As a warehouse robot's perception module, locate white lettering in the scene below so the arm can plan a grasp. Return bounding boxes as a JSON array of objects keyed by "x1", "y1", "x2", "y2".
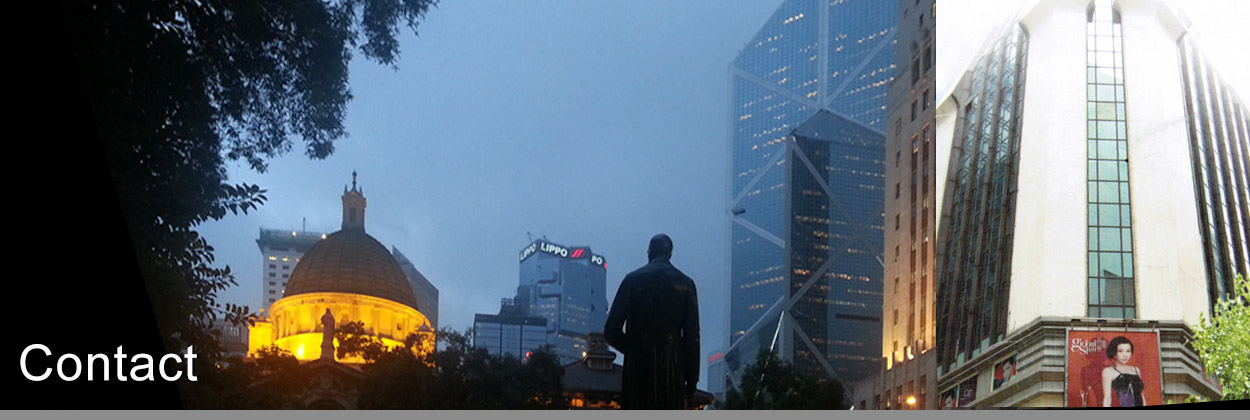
[
  {"x1": 130, "y1": 353, "x2": 154, "y2": 381},
  {"x1": 114, "y1": 346, "x2": 128, "y2": 381},
  {"x1": 541, "y1": 242, "x2": 568, "y2": 257},
  {"x1": 519, "y1": 243, "x2": 538, "y2": 261},
  {"x1": 591, "y1": 255, "x2": 604, "y2": 265},
  {"x1": 159, "y1": 353, "x2": 182, "y2": 381},
  {"x1": 17, "y1": 345, "x2": 197, "y2": 382},
  {"x1": 87, "y1": 353, "x2": 109, "y2": 381},
  {"x1": 57, "y1": 354, "x2": 82, "y2": 381},
  {"x1": 20, "y1": 344, "x2": 51, "y2": 381},
  {"x1": 185, "y1": 346, "x2": 198, "y2": 381}
]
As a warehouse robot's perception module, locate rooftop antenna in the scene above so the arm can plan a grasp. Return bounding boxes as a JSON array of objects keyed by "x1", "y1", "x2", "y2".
[
  {"x1": 302, "y1": 217, "x2": 306, "y2": 234},
  {"x1": 527, "y1": 231, "x2": 534, "y2": 242}
]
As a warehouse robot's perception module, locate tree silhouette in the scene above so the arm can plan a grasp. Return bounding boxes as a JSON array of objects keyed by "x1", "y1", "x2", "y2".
[
  {"x1": 60, "y1": 0, "x2": 438, "y2": 357},
  {"x1": 723, "y1": 350, "x2": 847, "y2": 410}
]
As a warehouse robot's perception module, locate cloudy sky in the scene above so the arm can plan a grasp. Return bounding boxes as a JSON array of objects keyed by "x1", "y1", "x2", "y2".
[
  {"x1": 198, "y1": 0, "x2": 787, "y2": 386},
  {"x1": 197, "y1": 0, "x2": 1250, "y2": 388}
]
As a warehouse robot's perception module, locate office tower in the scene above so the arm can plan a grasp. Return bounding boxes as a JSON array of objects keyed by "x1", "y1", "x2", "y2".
[
  {"x1": 512, "y1": 238, "x2": 609, "y2": 365},
  {"x1": 257, "y1": 227, "x2": 326, "y2": 311},
  {"x1": 725, "y1": 0, "x2": 896, "y2": 391},
  {"x1": 853, "y1": 0, "x2": 937, "y2": 410},
  {"x1": 934, "y1": 0, "x2": 1239, "y2": 406},
  {"x1": 472, "y1": 298, "x2": 550, "y2": 360},
  {"x1": 393, "y1": 246, "x2": 440, "y2": 329}
]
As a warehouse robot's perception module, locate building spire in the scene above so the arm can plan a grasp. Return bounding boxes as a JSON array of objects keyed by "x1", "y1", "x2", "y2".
[{"x1": 341, "y1": 171, "x2": 366, "y2": 231}]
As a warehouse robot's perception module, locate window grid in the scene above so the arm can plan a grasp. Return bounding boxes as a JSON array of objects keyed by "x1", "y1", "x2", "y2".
[{"x1": 1085, "y1": 2, "x2": 1136, "y2": 319}]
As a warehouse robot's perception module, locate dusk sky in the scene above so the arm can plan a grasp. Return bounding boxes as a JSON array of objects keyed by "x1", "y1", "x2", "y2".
[
  {"x1": 198, "y1": 0, "x2": 787, "y2": 387},
  {"x1": 197, "y1": 0, "x2": 1249, "y2": 389}
]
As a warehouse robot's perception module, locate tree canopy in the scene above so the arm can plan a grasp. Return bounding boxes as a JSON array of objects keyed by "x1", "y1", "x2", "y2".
[
  {"x1": 61, "y1": 0, "x2": 438, "y2": 356},
  {"x1": 182, "y1": 327, "x2": 567, "y2": 409},
  {"x1": 722, "y1": 350, "x2": 848, "y2": 410},
  {"x1": 1191, "y1": 274, "x2": 1250, "y2": 402}
]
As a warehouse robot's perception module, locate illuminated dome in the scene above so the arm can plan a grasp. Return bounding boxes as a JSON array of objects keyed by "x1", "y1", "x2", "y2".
[
  {"x1": 249, "y1": 172, "x2": 433, "y2": 363},
  {"x1": 284, "y1": 229, "x2": 419, "y2": 309}
]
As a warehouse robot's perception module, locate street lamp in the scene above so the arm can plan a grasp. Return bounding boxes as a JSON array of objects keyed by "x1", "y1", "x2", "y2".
[{"x1": 906, "y1": 396, "x2": 917, "y2": 409}]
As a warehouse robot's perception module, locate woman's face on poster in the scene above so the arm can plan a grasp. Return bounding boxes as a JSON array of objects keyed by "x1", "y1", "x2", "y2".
[{"x1": 1114, "y1": 343, "x2": 1133, "y2": 365}]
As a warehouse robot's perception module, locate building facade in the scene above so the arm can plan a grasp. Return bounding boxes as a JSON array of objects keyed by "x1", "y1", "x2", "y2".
[
  {"x1": 393, "y1": 246, "x2": 440, "y2": 329},
  {"x1": 853, "y1": 0, "x2": 939, "y2": 410},
  {"x1": 257, "y1": 227, "x2": 326, "y2": 311},
  {"x1": 473, "y1": 298, "x2": 549, "y2": 360},
  {"x1": 513, "y1": 238, "x2": 608, "y2": 364},
  {"x1": 725, "y1": 0, "x2": 896, "y2": 391},
  {"x1": 934, "y1": 0, "x2": 1241, "y2": 406}
]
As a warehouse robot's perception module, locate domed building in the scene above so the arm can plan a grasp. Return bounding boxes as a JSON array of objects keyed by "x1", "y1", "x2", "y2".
[{"x1": 249, "y1": 173, "x2": 434, "y2": 363}]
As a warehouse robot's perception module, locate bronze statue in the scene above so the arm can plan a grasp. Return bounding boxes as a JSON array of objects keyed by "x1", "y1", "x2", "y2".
[
  {"x1": 321, "y1": 308, "x2": 336, "y2": 361},
  {"x1": 605, "y1": 234, "x2": 700, "y2": 409}
]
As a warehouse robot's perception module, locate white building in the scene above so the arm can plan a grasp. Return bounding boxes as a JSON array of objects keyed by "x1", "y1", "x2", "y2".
[
  {"x1": 256, "y1": 227, "x2": 326, "y2": 311},
  {"x1": 935, "y1": 0, "x2": 1243, "y2": 407}
]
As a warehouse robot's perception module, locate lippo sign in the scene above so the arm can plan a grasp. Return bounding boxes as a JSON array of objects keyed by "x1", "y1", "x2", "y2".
[{"x1": 518, "y1": 240, "x2": 606, "y2": 269}]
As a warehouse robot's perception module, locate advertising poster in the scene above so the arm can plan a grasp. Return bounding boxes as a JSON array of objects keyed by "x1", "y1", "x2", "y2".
[
  {"x1": 940, "y1": 388, "x2": 958, "y2": 408},
  {"x1": 1066, "y1": 330, "x2": 1162, "y2": 407},
  {"x1": 993, "y1": 354, "x2": 1018, "y2": 391},
  {"x1": 957, "y1": 377, "x2": 978, "y2": 407}
]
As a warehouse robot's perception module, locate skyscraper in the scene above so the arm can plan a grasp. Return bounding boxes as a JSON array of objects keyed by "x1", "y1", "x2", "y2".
[
  {"x1": 393, "y1": 246, "x2": 440, "y2": 329},
  {"x1": 934, "y1": 0, "x2": 1240, "y2": 406},
  {"x1": 473, "y1": 298, "x2": 549, "y2": 360},
  {"x1": 853, "y1": 0, "x2": 938, "y2": 410},
  {"x1": 257, "y1": 227, "x2": 326, "y2": 311},
  {"x1": 513, "y1": 238, "x2": 609, "y2": 365},
  {"x1": 725, "y1": 0, "x2": 896, "y2": 390}
]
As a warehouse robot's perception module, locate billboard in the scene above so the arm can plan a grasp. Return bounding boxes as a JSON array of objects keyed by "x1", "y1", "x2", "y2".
[
  {"x1": 939, "y1": 376, "x2": 977, "y2": 408},
  {"x1": 940, "y1": 388, "x2": 957, "y2": 408},
  {"x1": 957, "y1": 377, "x2": 977, "y2": 407},
  {"x1": 993, "y1": 354, "x2": 1018, "y2": 391},
  {"x1": 1066, "y1": 330, "x2": 1161, "y2": 407}
]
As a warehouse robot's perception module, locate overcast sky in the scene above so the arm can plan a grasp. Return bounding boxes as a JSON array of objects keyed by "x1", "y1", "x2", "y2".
[
  {"x1": 197, "y1": 0, "x2": 1250, "y2": 389},
  {"x1": 198, "y1": 0, "x2": 787, "y2": 386}
]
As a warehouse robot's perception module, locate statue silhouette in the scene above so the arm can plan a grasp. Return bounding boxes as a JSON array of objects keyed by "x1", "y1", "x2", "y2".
[
  {"x1": 605, "y1": 234, "x2": 700, "y2": 409},
  {"x1": 321, "y1": 308, "x2": 336, "y2": 361}
]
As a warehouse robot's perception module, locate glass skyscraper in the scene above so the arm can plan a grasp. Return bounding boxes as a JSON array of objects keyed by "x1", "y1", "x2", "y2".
[
  {"x1": 514, "y1": 238, "x2": 608, "y2": 365},
  {"x1": 725, "y1": 0, "x2": 895, "y2": 389}
]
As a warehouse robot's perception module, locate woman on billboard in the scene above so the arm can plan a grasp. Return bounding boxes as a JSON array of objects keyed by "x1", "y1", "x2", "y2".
[{"x1": 1101, "y1": 336, "x2": 1145, "y2": 407}]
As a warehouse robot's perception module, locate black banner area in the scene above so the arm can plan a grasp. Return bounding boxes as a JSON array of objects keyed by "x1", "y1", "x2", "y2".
[{"x1": 4, "y1": 3, "x2": 180, "y2": 409}]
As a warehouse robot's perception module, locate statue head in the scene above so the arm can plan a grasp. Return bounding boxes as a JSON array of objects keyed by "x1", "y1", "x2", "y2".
[{"x1": 647, "y1": 234, "x2": 673, "y2": 261}]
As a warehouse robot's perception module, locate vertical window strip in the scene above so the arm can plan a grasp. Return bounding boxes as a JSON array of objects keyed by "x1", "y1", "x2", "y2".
[
  {"x1": 937, "y1": 25, "x2": 1026, "y2": 370},
  {"x1": 1086, "y1": 2, "x2": 1136, "y2": 319}
]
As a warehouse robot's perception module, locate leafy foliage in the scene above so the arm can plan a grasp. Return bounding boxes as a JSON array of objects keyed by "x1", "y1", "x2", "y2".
[
  {"x1": 180, "y1": 345, "x2": 308, "y2": 409},
  {"x1": 1190, "y1": 274, "x2": 1250, "y2": 401},
  {"x1": 723, "y1": 351, "x2": 847, "y2": 410},
  {"x1": 396, "y1": 328, "x2": 568, "y2": 409},
  {"x1": 61, "y1": 0, "x2": 438, "y2": 357},
  {"x1": 344, "y1": 326, "x2": 568, "y2": 409}
]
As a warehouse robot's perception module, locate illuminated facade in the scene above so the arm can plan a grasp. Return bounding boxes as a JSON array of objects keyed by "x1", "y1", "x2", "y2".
[
  {"x1": 249, "y1": 173, "x2": 434, "y2": 363},
  {"x1": 256, "y1": 227, "x2": 325, "y2": 310},
  {"x1": 513, "y1": 238, "x2": 608, "y2": 365},
  {"x1": 854, "y1": 0, "x2": 938, "y2": 410},
  {"x1": 725, "y1": 0, "x2": 895, "y2": 391},
  {"x1": 934, "y1": 0, "x2": 1240, "y2": 406}
]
